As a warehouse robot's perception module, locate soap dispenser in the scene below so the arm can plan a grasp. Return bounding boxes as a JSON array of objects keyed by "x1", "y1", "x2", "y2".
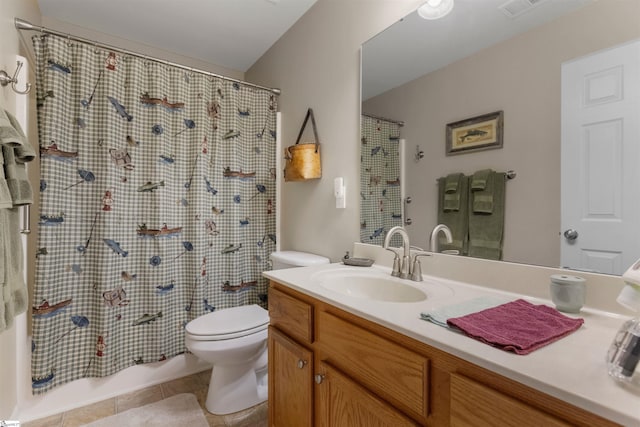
[{"x1": 607, "y1": 259, "x2": 640, "y2": 385}]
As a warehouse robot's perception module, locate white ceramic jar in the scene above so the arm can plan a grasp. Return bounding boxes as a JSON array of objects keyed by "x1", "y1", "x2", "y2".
[{"x1": 550, "y1": 274, "x2": 586, "y2": 313}]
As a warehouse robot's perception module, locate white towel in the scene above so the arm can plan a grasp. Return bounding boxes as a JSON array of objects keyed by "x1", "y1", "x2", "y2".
[{"x1": 420, "y1": 296, "x2": 511, "y2": 328}]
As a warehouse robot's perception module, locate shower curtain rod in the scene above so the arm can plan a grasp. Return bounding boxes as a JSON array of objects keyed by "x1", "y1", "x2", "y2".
[
  {"x1": 362, "y1": 112, "x2": 404, "y2": 127},
  {"x1": 14, "y1": 18, "x2": 281, "y2": 95}
]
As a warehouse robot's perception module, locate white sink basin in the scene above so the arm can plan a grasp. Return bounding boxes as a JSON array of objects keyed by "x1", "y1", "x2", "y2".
[
  {"x1": 322, "y1": 277, "x2": 427, "y2": 302},
  {"x1": 310, "y1": 267, "x2": 454, "y2": 303}
]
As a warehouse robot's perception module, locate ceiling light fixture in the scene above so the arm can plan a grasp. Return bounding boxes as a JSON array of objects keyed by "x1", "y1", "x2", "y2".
[{"x1": 417, "y1": 0, "x2": 454, "y2": 20}]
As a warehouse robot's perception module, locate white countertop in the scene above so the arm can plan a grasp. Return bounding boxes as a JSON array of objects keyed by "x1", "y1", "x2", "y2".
[{"x1": 263, "y1": 262, "x2": 640, "y2": 426}]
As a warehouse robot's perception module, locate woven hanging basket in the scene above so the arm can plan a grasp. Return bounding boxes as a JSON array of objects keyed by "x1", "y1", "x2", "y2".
[{"x1": 284, "y1": 108, "x2": 322, "y2": 181}]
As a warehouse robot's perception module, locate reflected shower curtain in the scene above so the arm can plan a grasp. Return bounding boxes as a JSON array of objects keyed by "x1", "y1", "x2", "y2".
[
  {"x1": 360, "y1": 115, "x2": 402, "y2": 246},
  {"x1": 31, "y1": 34, "x2": 277, "y2": 393}
]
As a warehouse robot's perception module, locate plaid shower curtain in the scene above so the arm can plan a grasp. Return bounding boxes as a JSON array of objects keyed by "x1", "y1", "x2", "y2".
[
  {"x1": 360, "y1": 115, "x2": 402, "y2": 246},
  {"x1": 31, "y1": 34, "x2": 277, "y2": 394}
]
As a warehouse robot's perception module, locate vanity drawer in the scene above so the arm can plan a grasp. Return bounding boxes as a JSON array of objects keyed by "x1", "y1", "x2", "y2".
[
  {"x1": 268, "y1": 285, "x2": 313, "y2": 344},
  {"x1": 316, "y1": 310, "x2": 429, "y2": 421},
  {"x1": 450, "y1": 374, "x2": 571, "y2": 427}
]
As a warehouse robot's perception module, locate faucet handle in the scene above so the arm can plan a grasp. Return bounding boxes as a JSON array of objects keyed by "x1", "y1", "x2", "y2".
[
  {"x1": 385, "y1": 248, "x2": 401, "y2": 277},
  {"x1": 411, "y1": 259, "x2": 422, "y2": 282},
  {"x1": 410, "y1": 253, "x2": 432, "y2": 282}
]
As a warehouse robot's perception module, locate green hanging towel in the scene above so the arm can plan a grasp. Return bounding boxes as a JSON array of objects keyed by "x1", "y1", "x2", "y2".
[
  {"x1": 438, "y1": 175, "x2": 469, "y2": 255},
  {"x1": 468, "y1": 172, "x2": 506, "y2": 260},
  {"x1": 471, "y1": 169, "x2": 495, "y2": 214},
  {"x1": 443, "y1": 173, "x2": 463, "y2": 211},
  {"x1": 470, "y1": 168, "x2": 492, "y2": 191}
]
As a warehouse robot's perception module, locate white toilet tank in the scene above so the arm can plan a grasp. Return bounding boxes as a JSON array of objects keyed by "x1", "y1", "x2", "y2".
[{"x1": 270, "y1": 250, "x2": 330, "y2": 270}]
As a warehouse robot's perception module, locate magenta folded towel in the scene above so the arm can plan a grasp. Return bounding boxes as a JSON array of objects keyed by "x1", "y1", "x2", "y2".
[{"x1": 446, "y1": 299, "x2": 584, "y2": 355}]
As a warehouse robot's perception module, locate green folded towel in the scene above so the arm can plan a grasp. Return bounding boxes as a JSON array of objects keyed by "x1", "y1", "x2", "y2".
[
  {"x1": 0, "y1": 109, "x2": 26, "y2": 148},
  {"x1": 438, "y1": 176, "x2": 469, "y2": 255},
  {"x1": 0, "y1": 150, "x2": 14, "y2": 209},
  {"x1": 0, "y1": 110, "x2": 34, "y2": 206},
  {"x1": 472, "y1": 171, "x2": 494, "y2": 213},
  {"x1": 3, "y1": 146, "x2": 33, "y2": 206},
  {"x1": 468, "y1": 172, "x2": 506, "y2": 260},
  {"x1": 0, "y1": 208, "x2": 28, "y2": 332},
  {"x1": 445, "y1": 173, "x2": 462, "y2": 193},
  {"x1": 0, "y1": 109, "x2": 34, "y2": 333},
  {"x1": 5, "y1": 111, "x2": 36, "y2": 162},
  {"x1": 443, "y1": 173, "x2": 462, "y2": 211},
  {"x1": 471, "y1": 168, "x2": 492, "y2": 191}
]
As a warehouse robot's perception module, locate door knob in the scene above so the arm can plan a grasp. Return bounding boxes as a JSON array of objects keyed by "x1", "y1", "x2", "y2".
[
  {"x1": 297, "y1": 359, "x2": 307, "y2": 369},
  {"x1": 314, "y1": 374, "x2": 325, "y2": 384},
  {"x1": 564, "y1": 229, "x2": 579, "y2": 241}
]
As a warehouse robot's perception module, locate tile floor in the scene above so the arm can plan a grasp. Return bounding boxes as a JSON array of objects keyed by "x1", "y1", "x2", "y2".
[{"x1": 21, "y1": 369, "x2": 268, "y2": 427}]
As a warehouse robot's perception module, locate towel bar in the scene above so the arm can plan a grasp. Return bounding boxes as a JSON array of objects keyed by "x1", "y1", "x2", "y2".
[
  {"x1": 436, "y1": 170, "x2": 516, "y2": 183},
  {"x1": 20, "y1": 204, "x2": 31, "y2": 234}
]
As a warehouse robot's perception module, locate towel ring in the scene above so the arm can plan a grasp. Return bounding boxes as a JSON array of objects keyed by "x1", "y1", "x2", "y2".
[{"x1": 0, "y1": 61, "x2": 32, "y2": 95}]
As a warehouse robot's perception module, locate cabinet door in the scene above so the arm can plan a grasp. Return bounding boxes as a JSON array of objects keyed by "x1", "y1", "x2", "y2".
[
  {"x1": 269, "y1": 326, "x2": 313, "y2": 427},
  {"x1": 317, "y1": 311, "x2": 428, "y2": 421},
  {"x1": 316, "y1": 362, "x2": 419, "y2": 427},
  {"x1": 450, "y1": 374, "x2": 571, "y2": 427}
]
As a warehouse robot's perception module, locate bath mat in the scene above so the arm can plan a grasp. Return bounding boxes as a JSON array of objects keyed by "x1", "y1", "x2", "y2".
[{"x1": 81, "y1": 393, "x2": 208, "y2": 427}]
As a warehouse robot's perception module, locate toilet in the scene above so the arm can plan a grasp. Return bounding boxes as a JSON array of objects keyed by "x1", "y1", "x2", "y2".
[{"x1": 185, "y1": 250, "x2": 329, "y2": 415}]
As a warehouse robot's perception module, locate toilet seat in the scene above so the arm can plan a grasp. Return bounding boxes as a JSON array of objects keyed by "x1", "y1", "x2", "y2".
[{"x1": 186, "y1": 304, "x2": 269, "y2": 341}]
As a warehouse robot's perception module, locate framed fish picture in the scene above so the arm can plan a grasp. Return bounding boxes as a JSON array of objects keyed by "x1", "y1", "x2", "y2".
[{"x1": 445, "y1": 111, "x2": 504, "y2": 155}]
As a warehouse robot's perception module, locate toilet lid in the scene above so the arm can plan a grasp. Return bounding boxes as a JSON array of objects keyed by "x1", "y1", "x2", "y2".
[{"x1": 186, "y1": 304, "x2": 269, "y2": 339}]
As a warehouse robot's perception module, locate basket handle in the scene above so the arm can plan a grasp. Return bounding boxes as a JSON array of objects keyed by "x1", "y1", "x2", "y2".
[{"x1": 294, "y1": 108, "x2": 320, "y2": 153}]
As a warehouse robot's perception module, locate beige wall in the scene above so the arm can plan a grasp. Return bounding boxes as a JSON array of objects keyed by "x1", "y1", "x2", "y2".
[
  {"x1": 0, "y1": 0, "x2": 41, "y2": 419},
  {"x1": 363, "y1": 0, "x2": 640, "y2": 267},
  {"x1": 247, "y1": 0, "x2": 423, "y2": 261}
]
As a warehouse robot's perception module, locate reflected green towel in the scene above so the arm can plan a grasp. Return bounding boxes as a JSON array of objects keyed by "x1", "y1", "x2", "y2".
[
  {"x1": 445, "y1": 173, "x2": 462, "y2": 193},
  {"x1": 443, "y1": 173, "x2": 462, "y2": 211},
  {"x1": 470, "y1": 168, "x2": 492, "y2": 191},
  {"x1": 468, "y1": 172, "x2": 506, "y2": 260},
  {"x1": 420, "y1": 296, "x2": 511, "y2": 328},
  {"x1": 438, "y1": 175, "x2": 468, "y2": 255},
  {"x1": 472, "y1": 171, "x2": 494, "y2": 213}
]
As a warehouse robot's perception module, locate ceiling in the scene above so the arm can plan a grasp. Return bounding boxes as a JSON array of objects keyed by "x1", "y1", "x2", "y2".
[
  {"x1": 37, "y1": 0, "x2": 318, "y2": 72},
  {"x1": 362, "y1": 0, "x2": 592, "y2": 100}
]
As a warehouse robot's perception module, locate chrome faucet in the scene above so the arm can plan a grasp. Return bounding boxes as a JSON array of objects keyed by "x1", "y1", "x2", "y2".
[
  {"x1": 383, "y1": 226, "x2": 412, "y2": 279},
  {"x1": 429, "y1": 224, "x2": 453, "y2": 253}
]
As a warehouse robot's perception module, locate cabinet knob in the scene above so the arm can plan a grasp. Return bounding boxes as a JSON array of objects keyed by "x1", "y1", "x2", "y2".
[
  {"x1": 297, "y1": 359, "x2": 307, "y2": 369},
  {"x1": 314, "y1": 374, "x2": 325, "y2": 384}
]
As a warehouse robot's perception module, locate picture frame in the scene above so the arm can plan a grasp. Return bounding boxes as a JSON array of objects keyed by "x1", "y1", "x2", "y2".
[{"x1": 446, "y1": 111, "x2": 504, "y2": 155}]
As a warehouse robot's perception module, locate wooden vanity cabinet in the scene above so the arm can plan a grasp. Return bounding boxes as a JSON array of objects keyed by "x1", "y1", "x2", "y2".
[{"x1": 268, "y1": 281, "x2": 620, "y2": 427}]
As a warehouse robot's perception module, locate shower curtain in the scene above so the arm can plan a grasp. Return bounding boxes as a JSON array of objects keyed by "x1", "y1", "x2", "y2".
[
  {"x1": 31, "y1": 34, "x2": 278, "y2": 394},
  {"x1": 360, "y1": 115, "x2": 402, "y2": 246}
]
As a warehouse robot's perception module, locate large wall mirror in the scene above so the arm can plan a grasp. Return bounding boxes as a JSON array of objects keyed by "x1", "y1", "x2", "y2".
[{"x1": 361, "y1": 0, "x2": 640, "y2": 275}]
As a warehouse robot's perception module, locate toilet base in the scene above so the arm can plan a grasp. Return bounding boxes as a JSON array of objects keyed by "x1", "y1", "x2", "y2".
[{"x1": 205, "y1": 362, "x2": 268, "y2": 415}]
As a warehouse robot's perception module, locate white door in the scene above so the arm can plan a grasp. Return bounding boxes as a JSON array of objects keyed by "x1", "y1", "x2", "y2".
[{"x1": 561, "y1": 39, "x2": 640, "y2": 274}]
